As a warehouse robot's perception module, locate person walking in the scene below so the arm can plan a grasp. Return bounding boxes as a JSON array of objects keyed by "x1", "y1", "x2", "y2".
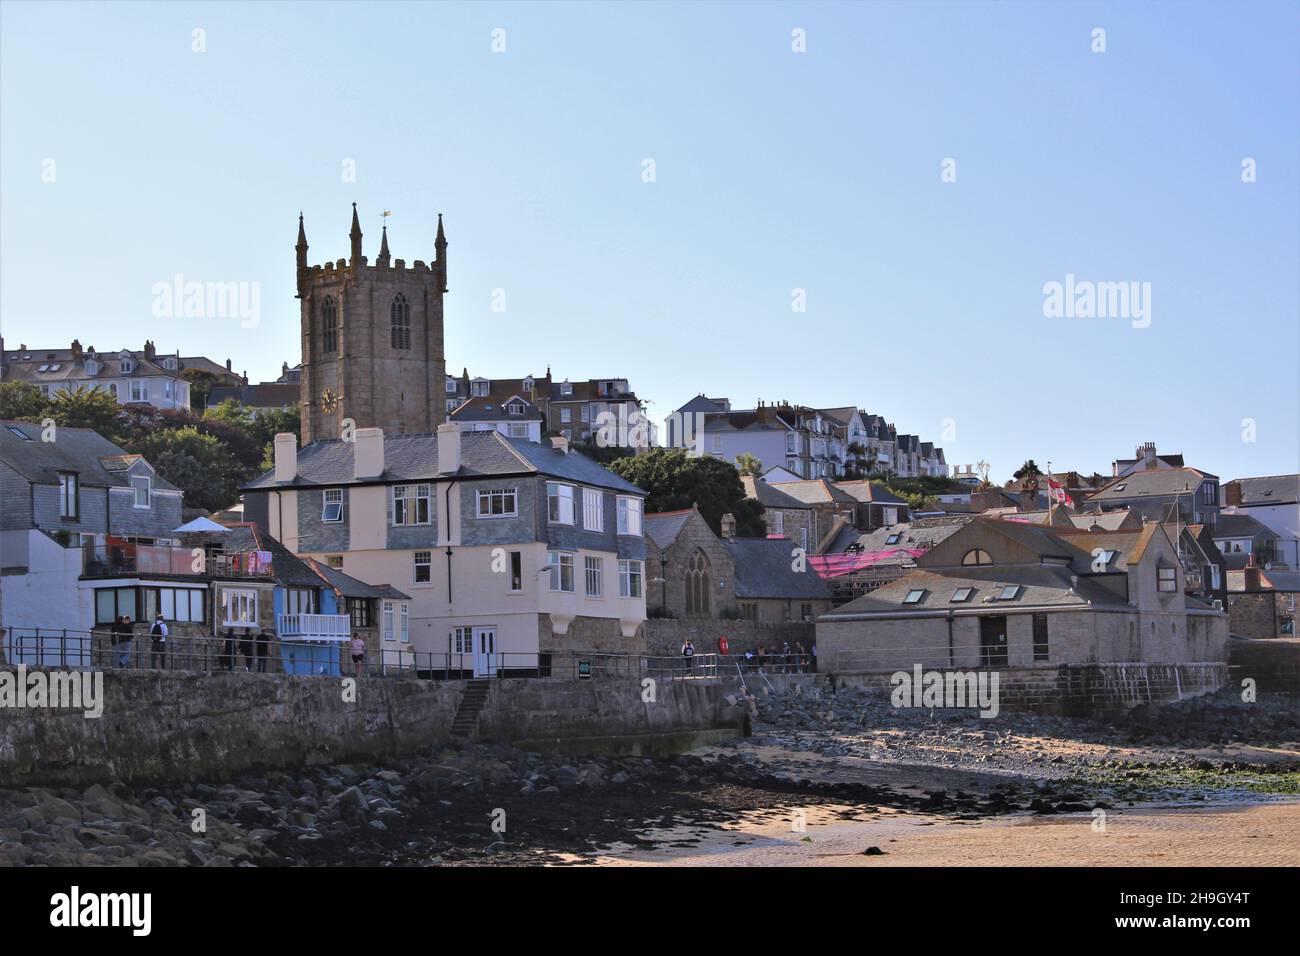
[
  {"x1": 149, "y1": 613, "x2": 168, "y2": 669},
  {"x1": 350, "y1": 633, "x2": 366, "y2": 678},
  {"x1": 255, "y1": 629, "x2": 271, "y2": 673},
  {"x1": 114, "y1": 614, "x2": 135, "y2": 668}
]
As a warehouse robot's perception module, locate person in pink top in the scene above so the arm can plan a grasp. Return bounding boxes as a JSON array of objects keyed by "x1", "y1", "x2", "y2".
[{"x1": 350, "y1": 633, "x2": 366, "y2": 678}]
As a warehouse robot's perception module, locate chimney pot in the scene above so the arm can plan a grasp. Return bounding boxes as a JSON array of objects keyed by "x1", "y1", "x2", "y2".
[{"x1": 550, "y1": 435, "x2": 569, "y2": 455}]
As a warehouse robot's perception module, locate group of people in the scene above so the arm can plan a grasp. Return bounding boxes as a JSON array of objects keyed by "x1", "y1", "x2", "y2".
[
  {"x1": 108, "y1": 613, "x2": 170, "y2": 669},
  {"x1": 678, "y1": 636, "x2": 816, "y2": 674},
  {"x1": 218, "y1": 628, "x2": 275, "y2": 672}
]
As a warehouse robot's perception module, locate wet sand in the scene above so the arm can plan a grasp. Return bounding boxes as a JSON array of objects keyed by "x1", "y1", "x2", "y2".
[{"x1": 591, "y1": 800, "x2": 1300, "y2": 866}]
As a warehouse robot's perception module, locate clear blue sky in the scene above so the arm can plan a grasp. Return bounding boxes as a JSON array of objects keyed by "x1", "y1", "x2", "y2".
[{"x1": 2, "y1": 0, "x2": 1296, "y2": 482}]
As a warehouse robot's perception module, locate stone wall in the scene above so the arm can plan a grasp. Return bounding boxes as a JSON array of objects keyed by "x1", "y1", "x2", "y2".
[
  {"x1": 829, "y1": 661, "x2": 1227, "y2": 717},
  {"x1": 644, "y1": 618, "x2": 815, "y2": 657},
  {"x1": 1227, "y1": 637, "x2": 1300, "y2": 694},
  {"x1": 0, "y1": 668, "x2": 743, "y2": 787}
]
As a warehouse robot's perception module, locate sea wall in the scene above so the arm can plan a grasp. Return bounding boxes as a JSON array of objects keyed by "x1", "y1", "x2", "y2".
[{"x1": 0, "y1": 669, "x2": 744, "y2": 787}]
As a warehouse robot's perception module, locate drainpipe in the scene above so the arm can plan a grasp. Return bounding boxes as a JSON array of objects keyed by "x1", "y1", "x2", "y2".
[
  {"x1": 946, "y1": 610, "x2": 955, "y2": 667},
  {"x1": 443, "y1": 479, "x2": 458, "y2": 603}
]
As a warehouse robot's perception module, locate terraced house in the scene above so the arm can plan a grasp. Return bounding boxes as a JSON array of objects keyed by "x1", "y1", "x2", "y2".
[{"x1": 242, "y1": 426, "x2": 648, "y2": 675}]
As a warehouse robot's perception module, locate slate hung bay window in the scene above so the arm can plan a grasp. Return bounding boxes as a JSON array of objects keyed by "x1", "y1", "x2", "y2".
[
  {"x1": 392, "y1": 484, "x2": 431, "y2": 525},
  {"x1": 583, "y1": 488, "x2": 603, "y2": 532},
  {"x1": 616, "y1": 496, "x2": 642, "y2": 535},
  {"x1": 548, "y1": 482, "x2": 574, "y2": 525},
  {"x1": 585, "y1": 556, "x2": 603, "y2": 597},
  {"x1": 477, "y1": 487, "x2": 517, "y2": 518},
  {"x1": 222, "y1": 589, "x2": 258, "y2": 627},
  {"x1": 131, "y1": 475, "x2": 151, "y2": 508}
]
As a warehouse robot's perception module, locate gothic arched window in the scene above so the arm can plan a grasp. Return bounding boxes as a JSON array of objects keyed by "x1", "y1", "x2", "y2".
[
  {"x1": 961, "y1": 548, "x2": 993, "y2": 566},
  {"x1": 685, "y1": 549, "x2": 711, "y2": 617},
  {"x1": 390, "y1": 293, "x2": 411, "y2": 350},
  {"x1": 320, "y1": 297, "x2": 338, "y2": 354}
]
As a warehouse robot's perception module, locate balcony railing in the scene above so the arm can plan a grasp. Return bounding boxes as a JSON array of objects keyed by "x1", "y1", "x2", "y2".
[
  {"x1": 83, "y1": 544, "x2": 274, "y2": 578},
  {"x1": 277, "y1": 613, "x2": 351, "y2": 642}
]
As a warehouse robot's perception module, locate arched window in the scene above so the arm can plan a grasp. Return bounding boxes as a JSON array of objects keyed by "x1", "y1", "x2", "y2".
[
  {"x1": 390, "y1": 293, "x2": 411, "y2": 350},
  {"x1": 320, "y1": 297, "x2": 338, "y2": 353},
  {"x1": 685, "y1": 549, "x2": 711, "y2": 616},
  {"x1": 961, "y1": 548, "x2": 993, "y2": 566}
]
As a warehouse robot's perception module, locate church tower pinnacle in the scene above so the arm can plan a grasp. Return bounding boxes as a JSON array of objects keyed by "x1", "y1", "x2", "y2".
[{"x1": 349, "y1": 202, "x2": 364, "y2": 266}]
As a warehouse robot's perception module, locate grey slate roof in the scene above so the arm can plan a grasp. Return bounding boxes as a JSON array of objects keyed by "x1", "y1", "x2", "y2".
[
  {"x1": 448, "y1": 395, "x2": 543, "y2": 422},
  {"x1": 0, "y1": 420, "x2": 180, "y2": 492},
  {"x1": 242, "y1": 431, "x2": 644, "y2": 496},
  {"x1": 825, "y1": 563, "x2": 1126, "y2": 618},
  {"x1": 1090, "y1": 467, "x2": 1216, "y2": 501},
  {"x1": 1212, "y1": 512, "x2": 1280, "y2": 540},
  {"x1": 721, "y1": 538, "x2": 831, "y2": 600},
  {"x1": 209, "y1": 383, "x2": 299, "y2": 409},
  {"x1": 826, "y1": 516, "x2": 973, "y2": 559},
  {"x1": 742, "y1": 475, "x2": 813, "y2": 510},
  {"x1": 644, "y1": 510, "x2": 694, "y2": 549},
  {"x1": 833, "y1": 480, "x2": 907, "y2": 505},
  {"x1": 1227, "y1": 475, "x2": 1300, "y2": 506},
  {"x1": 303, "y1": 558, "x2": 411, "y2": 600}
]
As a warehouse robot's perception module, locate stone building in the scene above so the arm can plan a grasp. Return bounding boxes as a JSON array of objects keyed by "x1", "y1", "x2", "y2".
[
  {"x1": 1227, "y1": 560, "x2": 1298, "y2": 638},
  {"x1": 297, "y1": 206, "x2": 448, "y2": 443}
]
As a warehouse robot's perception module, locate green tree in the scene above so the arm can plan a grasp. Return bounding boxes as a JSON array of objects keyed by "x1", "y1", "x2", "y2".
[
  {"x1": 0, "y1": 381, "x2": 48, "y2": 421},
  {"x1": 734, "y1": 452, "x2": 763, "y2": 477},
  {"x1": 181, "y1": 369, "x2": 224, "y2": 412},
  {"x1": 44, "y1": 385, "x2": 127, "y2": 443},
  {"x1": 608, "y1": 448, "x2": 765, "y2": 536},
  {"x1": 131, "y1": 426, "x2": 246, "y2": 511},
  {"x1": 203, "y1": 398, "x2": 255, "y2": 433},
  {"x1": 1013, "y1": 459, "x2": 1043, "y2": 481}
]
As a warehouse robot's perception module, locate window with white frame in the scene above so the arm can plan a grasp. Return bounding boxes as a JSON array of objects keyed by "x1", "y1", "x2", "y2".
[
  {"x1": 560, "y1": 382, "x2": 573, "y2": 396},
  {"x1": 786, "y1": 433, "x2": 797, "y2": 453},
  {"x1": 130, "y1": 380, "x2": 147, "y2": 402},
  {"x1": 153, "y1": 587, "x2": 205, "y2": 622},
  {"x1": 548, "y1": 551, "x2": 575, "y2": 592},
  {"x1": 414, "y1": 550, "x2": 432, "y2": 584},
  {"x1": 711, "y1": 437, "x2": 722, "y2": 454},
  {"x1": 548, "y1": 482, "x2": 574, "y2": 524},
  {"x1": 392, "y1": 484, "x2": 431, "y2": 525},
  {"x1": 580, "y1": 404, "x2": 590, "y2": 422},
  {"x1": 477, "y1": 487, "x2": 517, "y2": 518},
  {"x1": 507, "y1": 401, "x2": 526, "y2": 416},
  {"x1": 322, "y1": 488, "x2": 343, "y2": 522},
  {"x1": 382, "y1": 601, "x2": 410, "y2": 642},
  {"x1": 618, "y1": 560, "x2": 642, "y2": 598},
  {"x1": 560, "y1": 407, "x2": 572, "y2": 424},
  {"x1": 616, "y1": 496, "x2": 642, "y2": 535},
  {"x1": 583, "y1": 488, "x2": 604, "y2": 531},
  {"x1": 221, "y1": 588, "x2": 258, "y2": 626},
  {"x1": 585, "y1": 556, "x2": 603, "y2": 596},
  {"x1": 131, "y1": 475, "x2": 151, "y2": 508},
  {"x1": 508, "y1": 423, "x2": 528, "y2": 438},
  {"x1": 445, "y1": 378, "x2": 458, "y2": 394},
  {"x1": 773, "y1": 510, "x2": 784, "y2": 535},
  {"x1": 452, "y1": 626, "x2": 473, "y2": 654}
]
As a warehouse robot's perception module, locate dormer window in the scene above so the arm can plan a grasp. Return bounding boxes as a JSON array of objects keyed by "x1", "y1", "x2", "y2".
[
  {"x1": 471, "y1": 378, "x2": 490, "y2": 398},
  {"x1": 84, "y1": 359, "x2": 98, "y2": 375},
  {"x1": 560, "y1": 381, "x2": 573, "y2": 396},
  {"x1": 120, "y1": 359, "x2": 133, "y2": 374},
  {"x1": 523, "y1": 376, "x2": 534, "y2": 391},
  {"x1": 507, "y1": 401, "x2": 525, "y2": 416},
  {"x1": 445, "y1": 378, "x2": 458, "y2": 394}
]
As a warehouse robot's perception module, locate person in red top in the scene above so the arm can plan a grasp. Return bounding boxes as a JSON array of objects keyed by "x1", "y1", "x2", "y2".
[{"x1": 717, "y1": 635, "x2": 729, "y2": 656}]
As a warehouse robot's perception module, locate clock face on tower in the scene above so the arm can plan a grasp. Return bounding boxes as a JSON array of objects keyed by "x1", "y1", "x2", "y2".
[{"x1": 321, "y1": 388, "x2": 340, "y2": 414}]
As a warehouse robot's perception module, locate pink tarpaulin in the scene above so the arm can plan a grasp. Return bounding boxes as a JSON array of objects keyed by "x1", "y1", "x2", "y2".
[{"x1": 808, "y1": 548, "x2": 928, "y2": 578}]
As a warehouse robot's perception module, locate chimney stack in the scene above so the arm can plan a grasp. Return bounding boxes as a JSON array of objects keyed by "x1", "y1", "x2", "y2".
[
  {"x1": 438, "y1": 423, "x2": 462, "y2": 474},
  {"x1": 1243, "y1": 553, "x2": 1263, "y2": 591},
  {"x1": 1142, "y1": 442, "x2": 1158, "y2": 469},
  {"x1": 1224, "y1": 482, "x2": 1242, "y2": 508},
  {"x1": 273, "y1": 433, "x2": 298, "y2": 482},
  {"x1": 550, "y1": 435, "x2": 569, "y2": 455},
  {"x1": 720, "y1": 512, "x2": 737, "y2": 539},
  {"x1": 354, "y1": 427, "x2": 385, "y2": 479}
]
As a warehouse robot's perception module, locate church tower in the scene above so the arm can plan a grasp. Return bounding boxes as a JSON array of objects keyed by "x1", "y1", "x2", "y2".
[{"x1": 297, "y1": 205, "x2": 448, "y2": 443}]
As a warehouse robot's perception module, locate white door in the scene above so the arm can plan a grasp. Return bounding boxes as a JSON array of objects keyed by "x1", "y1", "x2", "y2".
[{"x1": 473, "y1": 627, "x2": 497, "y2": 677}]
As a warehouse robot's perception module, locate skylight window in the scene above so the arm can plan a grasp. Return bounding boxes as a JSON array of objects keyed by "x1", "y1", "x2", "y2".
[
  {"x1": 903, "y1": 589, "x2": 926, "y2": 605},
  {"x1": 6, "y1": 425, "x2": 33, "y2": 441},
  {"x1": 950, "y1": 587, "x2": 975, "y2": 603},
  {"x1": 1098, "y1": 549, "x2": 1118, "y2": 567},
  {"x1": 1114, "y1": 483, "x2": 1126, "y2": 492},
  {"x1": 886, "y1": 533, "x2": 902, "y2": 545},
  {"x1": 995, "y1": 585, "x2": 1021, "y2": 601},
  {"x1": 37, "y1": 364, "x2": 49, "y2": 372}
]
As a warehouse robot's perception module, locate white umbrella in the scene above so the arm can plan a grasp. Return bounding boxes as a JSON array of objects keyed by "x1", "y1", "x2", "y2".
[{"x1": 173, "y1": 516, "x2": 230, "y2": 533}]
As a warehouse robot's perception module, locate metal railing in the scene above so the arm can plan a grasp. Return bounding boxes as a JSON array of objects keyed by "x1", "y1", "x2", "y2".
[
  {"x1": 81, "y1": 545, "x2": 274, "y2": 578},
  {"x1": 2, "y1": 629, "x2": 727, "y2": 684}
]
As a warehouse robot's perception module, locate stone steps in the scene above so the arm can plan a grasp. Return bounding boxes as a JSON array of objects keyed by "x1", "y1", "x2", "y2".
[{"x1": 450, "y1": 680, "x2": 492, "y2": 738}]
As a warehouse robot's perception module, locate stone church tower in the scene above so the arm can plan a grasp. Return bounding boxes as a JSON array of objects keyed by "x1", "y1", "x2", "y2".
[{"x1": 297, "y1": 204, "x2": 447, "y2": 443}]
